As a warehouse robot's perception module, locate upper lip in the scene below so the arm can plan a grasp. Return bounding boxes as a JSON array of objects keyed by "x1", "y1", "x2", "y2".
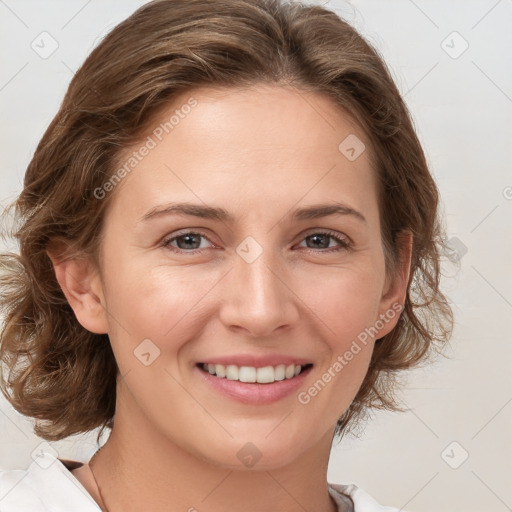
[{"x1": 197, "y1": 354, "x2": 313, "y2": 368}]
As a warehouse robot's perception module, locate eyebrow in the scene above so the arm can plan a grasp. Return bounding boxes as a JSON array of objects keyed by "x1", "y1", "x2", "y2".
[{"x1": 139, "y1": 201, "x2": 367, "y2": 224}]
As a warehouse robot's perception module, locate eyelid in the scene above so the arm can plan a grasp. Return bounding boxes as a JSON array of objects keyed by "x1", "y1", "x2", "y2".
[{"x1": 301, "y1": 228, "x2": 352, "y2": 245}]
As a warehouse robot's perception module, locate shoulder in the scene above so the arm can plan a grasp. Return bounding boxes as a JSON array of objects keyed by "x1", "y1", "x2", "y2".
[
  {"x1": 328, "y1": 482, "x2": 408, "y2": 512},
  {"x1": 0, "y1": 451, "x2": 100, "y2": 511}
]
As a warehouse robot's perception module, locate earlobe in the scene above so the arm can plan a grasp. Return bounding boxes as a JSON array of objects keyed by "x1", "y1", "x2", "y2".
[
  {"x1": 47, "y1": 249, "x2": 109, "y2": 335},
  {"x1": 385, "y1": 230, "x2": 413, "y2": 303},
  {"x1": 376, "y1": 230, "x2": 413, "y2": 338}
]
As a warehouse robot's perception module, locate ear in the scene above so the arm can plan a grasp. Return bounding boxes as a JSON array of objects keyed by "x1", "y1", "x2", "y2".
[
  {"x1": 375, "y1": 230, "x2": 413, "y2": 338},
  {"x1": 47, "y1": 244, "x2": 109, "y2": 334}
]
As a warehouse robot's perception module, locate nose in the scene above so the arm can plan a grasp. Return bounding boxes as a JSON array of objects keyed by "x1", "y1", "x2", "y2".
[{"x1": 218, "y1": 247, "x2": 301, "y2": 338}]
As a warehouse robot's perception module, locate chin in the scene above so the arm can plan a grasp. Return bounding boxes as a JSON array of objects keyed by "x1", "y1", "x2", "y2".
[{"x1": 194, "y1": 433, "x2": 308, "y2": 471}]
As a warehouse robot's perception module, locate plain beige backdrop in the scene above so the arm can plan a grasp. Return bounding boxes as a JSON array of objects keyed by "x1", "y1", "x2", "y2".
[{"x1": 1, "y1": 1, "x2": 511, "y2": 511}]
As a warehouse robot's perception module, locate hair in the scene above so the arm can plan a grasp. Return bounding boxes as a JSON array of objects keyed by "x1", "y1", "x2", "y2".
[{"x1": 0, "y1": 0, "x2": 453, "y2": 445}]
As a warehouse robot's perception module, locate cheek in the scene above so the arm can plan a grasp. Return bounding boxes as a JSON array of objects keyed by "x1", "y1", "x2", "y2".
[
  {"x1": 291, "y1": 272, "x2": 380, "y2": 423},
  {"x1": 291, "y1": 266, "x2": 382, "y2": 395},
  {"x1": 100, "y1": 237, "x2": 385, "y2": 376},
  {"x1": 293, "y1": 262, "x2": 384, "y2": 342},
  {"x1": 100, "y1": 258, "x2": 225, "y2": 364},
  {"x1": 98, "y1": 245, "x2": 383, "y2": 452}
]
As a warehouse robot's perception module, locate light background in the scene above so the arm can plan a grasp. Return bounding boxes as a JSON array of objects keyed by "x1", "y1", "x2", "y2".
[{"x1": 0, "y1": 1, "x2": 511, "y2": 511}]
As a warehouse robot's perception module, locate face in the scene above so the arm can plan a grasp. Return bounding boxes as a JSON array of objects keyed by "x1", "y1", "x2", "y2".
[{"x1": 62, "y1": 84, "x2": 409, "y2": 470}]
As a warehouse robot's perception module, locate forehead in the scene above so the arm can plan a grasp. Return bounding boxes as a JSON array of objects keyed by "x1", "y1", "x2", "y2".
[{"x1": 106, "y1": 84, "x2": 378, "y2": 224}]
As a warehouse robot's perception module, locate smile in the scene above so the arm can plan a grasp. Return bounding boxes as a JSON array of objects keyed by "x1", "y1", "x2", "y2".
[{"x1": 199, "y1": 363, "x2": 313, "y2": 384}]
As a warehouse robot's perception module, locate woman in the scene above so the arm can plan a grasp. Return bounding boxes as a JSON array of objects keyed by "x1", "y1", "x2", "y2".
[{"x1": 0, "y1": 0, "x2": 453, "y2": 511}]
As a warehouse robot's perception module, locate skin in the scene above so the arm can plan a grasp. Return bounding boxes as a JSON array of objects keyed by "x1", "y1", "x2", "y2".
[{"x1": 49, "y1": 84, "x2": 412, "y2": 512}]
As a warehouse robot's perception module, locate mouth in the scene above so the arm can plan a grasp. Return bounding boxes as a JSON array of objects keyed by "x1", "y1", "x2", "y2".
[{"x1": 197, "y1": 362, "x2": 314, "y2": 384}]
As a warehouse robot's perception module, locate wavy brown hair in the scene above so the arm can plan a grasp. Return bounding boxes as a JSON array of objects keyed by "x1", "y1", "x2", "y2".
[{"x1": 0, "y1": 0, "x2": 453, "y2": 444}]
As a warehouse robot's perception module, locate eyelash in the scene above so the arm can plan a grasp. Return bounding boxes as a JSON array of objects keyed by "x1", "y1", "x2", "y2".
[{"x1": 161, "y1": 230, "x2": 352, "y2": 255}]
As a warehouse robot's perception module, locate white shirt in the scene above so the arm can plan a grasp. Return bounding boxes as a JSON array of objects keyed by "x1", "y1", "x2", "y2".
[{"x1": 0, "y1": 451, "x2": 404, "y2": 511}]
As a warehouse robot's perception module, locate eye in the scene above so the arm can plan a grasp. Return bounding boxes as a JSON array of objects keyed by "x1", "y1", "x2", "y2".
[
  {"x1": 162, "y1": 231, "x2": 214, "y2": 254},
  {"x1": 161, "y1": 229, "x2": 352, "y2": 255},
  {"x1": 297, "y1": 231, "x2": 352, "y2": 253}
]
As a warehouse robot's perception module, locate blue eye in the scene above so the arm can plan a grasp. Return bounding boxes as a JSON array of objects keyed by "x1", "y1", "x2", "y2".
[{"x1": 162, "y1": 230, "x2": 352, "y2": 255}]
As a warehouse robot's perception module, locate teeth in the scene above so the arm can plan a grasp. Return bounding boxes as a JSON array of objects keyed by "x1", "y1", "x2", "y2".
[
  {"x1": 239, "y1": 366, "x2": 256, "y2": 383},
  {"x1": 226, "y1": 365, "x2": 239, "y2": 380},
  {"x1": 274, "y1": 364, "x2": 285, "y2": 381},
  {"x1": 202, "y1": 363, "x2": 305, "y2": 383},
  {"x1": 257, "y1": 366, "x2": 275, "y2": 383},
  {"x1": 215, "y1": 364, "x2": 226, "y2": 378}
]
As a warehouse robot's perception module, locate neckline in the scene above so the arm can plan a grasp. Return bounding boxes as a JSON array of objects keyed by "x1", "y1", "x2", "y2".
[
  {"x1": 58, "y1": 457, "x2": 85, "y2": 471},
  {"x1": 53, "y1": 454, "x2": 355, "y2": 512},
  {"x1": 19, "y1": 453, "x2": 104, "y2": 511}
]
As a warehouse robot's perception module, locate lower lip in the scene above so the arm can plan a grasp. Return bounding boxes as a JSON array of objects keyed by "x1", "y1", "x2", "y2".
[{"x1": 195, "y1": 365, "x2": 313, "y2": 405}]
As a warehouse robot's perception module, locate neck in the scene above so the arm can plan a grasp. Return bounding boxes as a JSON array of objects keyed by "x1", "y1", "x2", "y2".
[{"x1": 90, "y1": 388, "x2": 340, "y2": 512}]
